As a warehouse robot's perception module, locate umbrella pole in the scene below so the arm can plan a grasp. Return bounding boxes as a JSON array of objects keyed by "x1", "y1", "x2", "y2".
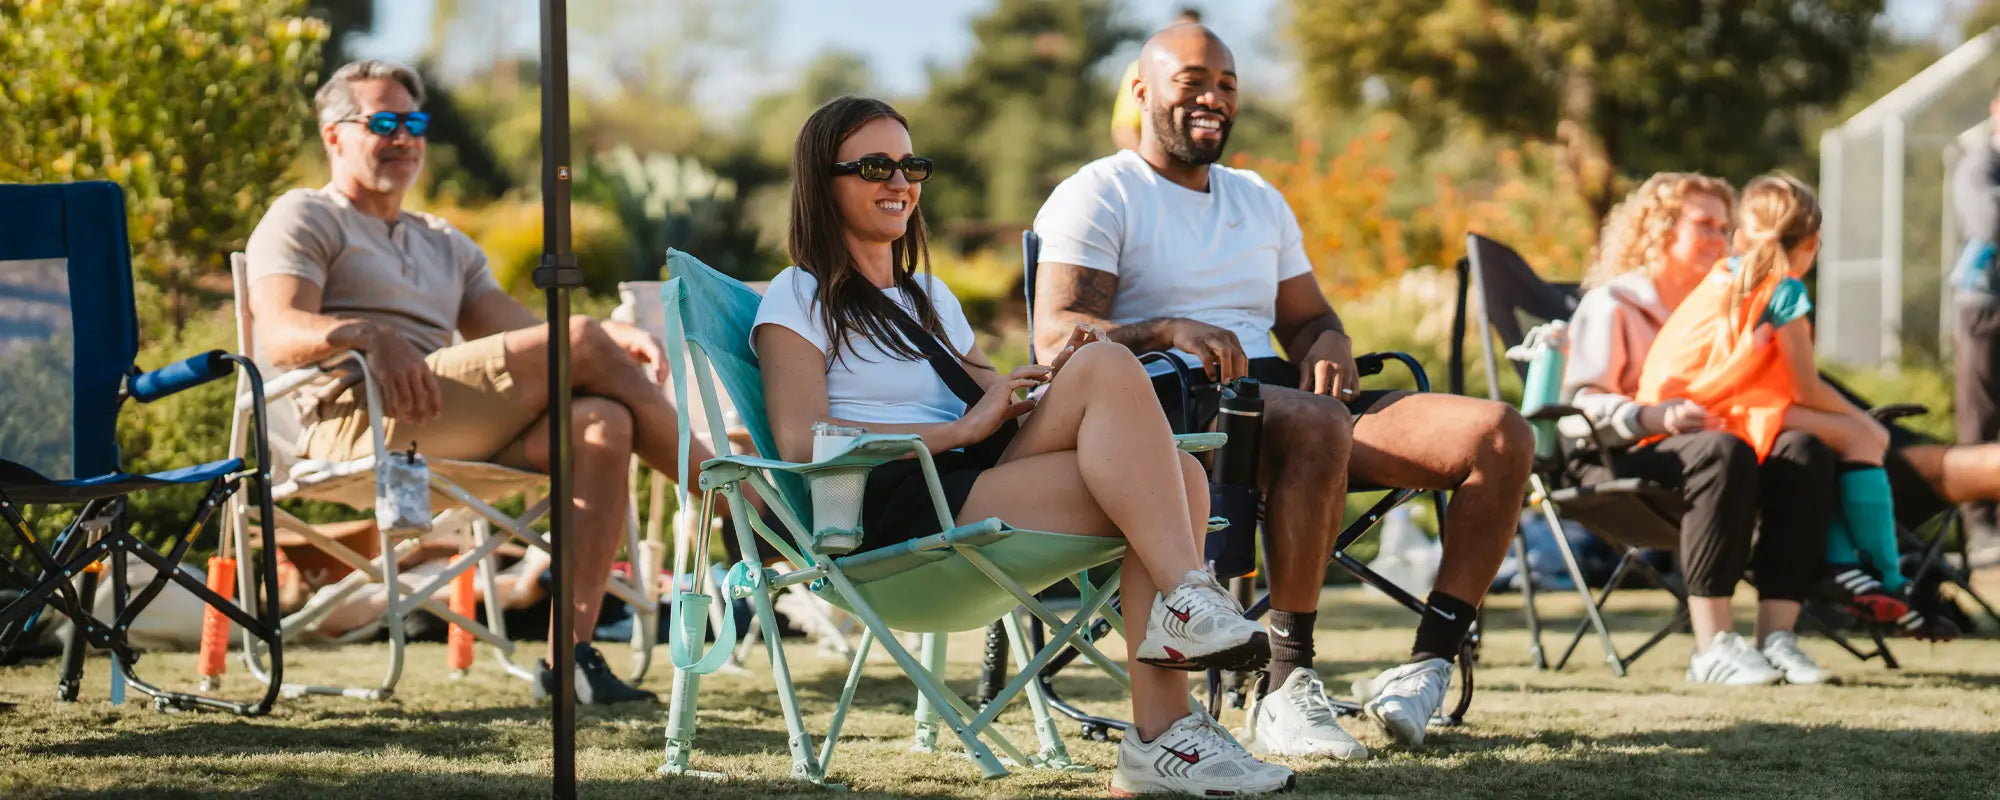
[{"x1": 536, "y1": 0, "x2": 579, "y2": 797}]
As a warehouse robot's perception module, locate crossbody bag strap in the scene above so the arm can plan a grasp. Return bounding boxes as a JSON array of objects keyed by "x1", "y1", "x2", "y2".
[{"x1": 880, "y1": 302, "x2": 987, "y2": 409}]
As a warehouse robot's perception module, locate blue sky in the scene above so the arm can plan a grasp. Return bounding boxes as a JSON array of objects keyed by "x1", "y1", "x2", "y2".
[{"x1": 354, "y1": 0, "x2": 1972, "y2": 117}]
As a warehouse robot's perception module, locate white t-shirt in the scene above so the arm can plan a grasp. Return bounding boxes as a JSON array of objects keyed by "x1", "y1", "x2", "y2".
[
  {"x1": 1033, "y1": 149, "x2": 1314, "y2": 370},
  {"x1": 751, "y1": 266, "x2": 978, "y2": 426}
]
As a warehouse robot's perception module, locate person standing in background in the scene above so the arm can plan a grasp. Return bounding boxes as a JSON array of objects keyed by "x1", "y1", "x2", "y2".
[{"x1": 1948, "y1": 79, "x2": 2000, "y2": 571}]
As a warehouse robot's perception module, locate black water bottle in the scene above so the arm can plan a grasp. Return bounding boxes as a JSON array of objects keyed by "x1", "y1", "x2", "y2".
[
  {"x1": 1205, "y1": 378, "x2": 1263, "y2": 578},
  {"x1": 1215, "y1": 379, "x2": 1264, "y2": 486}
]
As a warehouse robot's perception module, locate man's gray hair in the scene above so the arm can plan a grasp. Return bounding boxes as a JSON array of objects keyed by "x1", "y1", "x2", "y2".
[{"x1": 314, "y1": 60, "x2": 427, "y2": 127}]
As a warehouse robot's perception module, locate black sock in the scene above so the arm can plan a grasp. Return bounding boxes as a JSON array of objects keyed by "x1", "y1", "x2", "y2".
[
  {"x1": 1262, "y1": 609, "x2": 1316, "y2": 696},
  {"x1": 1411, "y1": 591, "x2": 1477, "y2": 664}
]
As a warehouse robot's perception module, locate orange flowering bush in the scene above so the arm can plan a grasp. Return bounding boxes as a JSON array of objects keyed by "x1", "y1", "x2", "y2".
[{"x1": 1235, "y1": 121, "x2": 1598, "y2": 301}]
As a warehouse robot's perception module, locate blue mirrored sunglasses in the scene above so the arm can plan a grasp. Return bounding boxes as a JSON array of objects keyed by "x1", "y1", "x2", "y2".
[{"x1": 344, "y1": 111, "x2": 430, "y2": 138}]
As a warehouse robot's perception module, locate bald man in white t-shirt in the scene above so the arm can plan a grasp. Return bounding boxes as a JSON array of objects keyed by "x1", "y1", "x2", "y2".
[{"x1": 1032, "y1": 25, "x2": 1532, "y2": 757}]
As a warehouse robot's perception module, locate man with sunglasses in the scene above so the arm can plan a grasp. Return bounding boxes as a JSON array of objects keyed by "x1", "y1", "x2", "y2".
[
  {"x1": 1032, "y1": 25, "x2": 1534, "y2": 757},
  {"x1": 245, "y1": 60, "x2": 699, "y2": 705}
]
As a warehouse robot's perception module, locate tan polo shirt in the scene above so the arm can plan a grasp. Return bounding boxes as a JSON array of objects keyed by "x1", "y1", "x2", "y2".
[{"x1": 244, "y1": 185, "x2": 501, "y2": 355}]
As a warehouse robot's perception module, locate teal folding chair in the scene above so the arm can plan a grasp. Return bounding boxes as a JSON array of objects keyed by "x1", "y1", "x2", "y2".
[{"x1": 656, "y1": 250, "x2": 1224, "y2": 787}]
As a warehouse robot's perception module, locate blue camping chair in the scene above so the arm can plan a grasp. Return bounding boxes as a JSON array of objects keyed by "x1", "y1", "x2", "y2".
[{"x1": 0, "y1": 182, "x2": 284, "y2": 715}]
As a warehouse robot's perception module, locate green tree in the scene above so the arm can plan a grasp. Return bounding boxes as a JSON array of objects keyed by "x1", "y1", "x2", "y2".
[
  {"x1": 909, "y1": 0, "x2": 1138, "y2": 232},
  {"x1": 0, "y1": 0, "x2": 328, "y2": 326},
  {"x1": 1291, "y1": 0, "x2": 1884, "y2": 223}
]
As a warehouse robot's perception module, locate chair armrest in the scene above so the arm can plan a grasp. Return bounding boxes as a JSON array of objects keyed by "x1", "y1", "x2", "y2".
[
  {"x1": 1870, "y1": 403, "x2": 1928, "y2": 424},
  {"x1": 1175, "y1": 432, "x2": 1226, "y2": 453},
  {"x1": 237, "y1": 352, "x2": 365, "y2": 410},
  {"x1": 1355, "y1": 351, "x2": 1431, "y2": 392},
  {"x1": 129, "y1": 350, "x2": 233, "y2": 403},
  {"x1": 1525, "y1": 404, "x2": 1588, "y2": 423},
  {"x1": 696, "y1": 433, "x2": 929, "y2": 486}
]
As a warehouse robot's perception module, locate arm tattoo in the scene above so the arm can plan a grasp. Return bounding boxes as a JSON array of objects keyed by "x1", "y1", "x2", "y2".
[{"x1": 1037, "y1": 264, "x2": 1184, "y2": 354}]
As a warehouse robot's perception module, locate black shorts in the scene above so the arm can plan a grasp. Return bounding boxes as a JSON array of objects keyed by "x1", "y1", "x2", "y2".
[
  {"x1": 1150, "y1": 356, "x2": 1391, "y2": 434},
  {"x1": 858, "y1": 450, "x2": 985, "y2": 553},
  {"x1": 733, "y1": 451, "x2": 984, "y2": 563}
]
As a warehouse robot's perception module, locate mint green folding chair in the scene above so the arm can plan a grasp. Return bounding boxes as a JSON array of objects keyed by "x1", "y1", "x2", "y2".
[{"x1": 656, "y1": 250, "x2": 1224, "y2": 787}]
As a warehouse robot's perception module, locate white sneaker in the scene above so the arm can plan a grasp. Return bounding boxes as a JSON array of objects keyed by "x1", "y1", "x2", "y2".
[
  {"x1": 1685, "y1": 632, "x2": 1784, "y2": 685},
  {"x1": 1760, "y1": 631, "x2": 1836, "y2": 685},
  {"x1": 1239, "y1": 668, "x2": 1369, "y2": 760},
  {"x1": 1136, "y1": 570, "x2": 1270, "y2": 672},
  {"x1": 1351, "y1": 658, "x2": 1451, "y2": 747},
  {"x1": 1110, "y1": 713, "x2": 1296, "y2": 798}
]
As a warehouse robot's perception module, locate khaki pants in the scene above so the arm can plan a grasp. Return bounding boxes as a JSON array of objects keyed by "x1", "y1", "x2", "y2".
[{"x1": 300, "y1": 333, "x2": 545, "y2": 469}]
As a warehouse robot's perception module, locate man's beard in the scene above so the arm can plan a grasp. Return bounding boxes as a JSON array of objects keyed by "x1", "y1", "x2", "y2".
[
  {"x1": 369, "y1": 148, "x2": 422, "y2": 193},
  {"x1": 1149, "y1": 102, "x2": 1231, "y2": 166}
]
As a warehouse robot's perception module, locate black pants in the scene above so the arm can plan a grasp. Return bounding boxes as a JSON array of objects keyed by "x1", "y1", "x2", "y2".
[
  {"x1": 1955, "y1": 300, "x2": 2000, "y2": 543},
  {"x1": 1572, "y1": 430, "x2": 1831, "y2": 600}
]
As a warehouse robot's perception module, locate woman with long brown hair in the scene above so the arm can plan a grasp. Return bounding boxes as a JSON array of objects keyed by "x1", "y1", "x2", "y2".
[{"x1": 753, "y1": 96, "x2": 1294, "y2": 797}]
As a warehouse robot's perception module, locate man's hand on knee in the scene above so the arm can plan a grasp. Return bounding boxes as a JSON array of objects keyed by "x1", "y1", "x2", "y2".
[
  {"x1": 599, "y1": 319, "x2": 666, "y2": 385},
  {"x1": 364, "y1": 328, "x2": 443, "y2": 424}
]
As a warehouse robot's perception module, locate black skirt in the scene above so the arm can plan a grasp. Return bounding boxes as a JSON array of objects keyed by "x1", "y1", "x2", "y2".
[{"x1": 857, "y1": 450, "x2": 986, "y2": 554}]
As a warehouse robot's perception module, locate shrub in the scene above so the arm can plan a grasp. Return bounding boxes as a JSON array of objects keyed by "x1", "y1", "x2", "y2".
[{"x1": 0, "y1": 0, "x2": 328, "y2": 327}]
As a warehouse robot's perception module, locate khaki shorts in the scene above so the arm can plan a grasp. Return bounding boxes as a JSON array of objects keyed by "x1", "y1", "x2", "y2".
[{"x1": 299, "y1": 333, "x2": 545, "y2": 469}]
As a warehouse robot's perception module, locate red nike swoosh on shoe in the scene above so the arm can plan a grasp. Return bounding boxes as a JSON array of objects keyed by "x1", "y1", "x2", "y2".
[
  {"x1": 1167, "y1": 605, "x2": 1192, "y2": 623},
  {"x1": 1164, "y1": 746, "x2": 1201, "y2": 764}
]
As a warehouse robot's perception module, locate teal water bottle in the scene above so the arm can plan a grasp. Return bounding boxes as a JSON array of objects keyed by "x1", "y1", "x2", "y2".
[{"x1": 1512, "y1": 321, "x2": 1568, "y2": 460}]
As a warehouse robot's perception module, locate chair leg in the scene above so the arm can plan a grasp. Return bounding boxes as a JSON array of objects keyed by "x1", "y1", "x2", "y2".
[
  {"x1": 911, "y1": 632, "x2": 947, "y2": 754},
  {"x1": 1003, "y1": 613, "x2": 1085, "y2": 772},
  {"x1": 748, "y1": 575, "x2": 835, "y2": 785},
  {"x1": 1514, "y1": 527, "x2": 1548, "y2": 670},
  {"x1": 1534, "y1": 478, "x2": 1624, "y2": 676},
  {"x1": 820, "y1": 569, "x2": 1013, "y2": 780},
  {"x1": 624, "y1": 510, "x2": 656, "y2": 682},
  {"x1": 56, "y1": 568, "x2": 97, "y2": 703},
  {"x1": 1554, "y1": 547, "x2": 1636, "y2": 676},
  {"x1": 661, "y1": 598, "x2": 727, "y2": 780},
  {"x1": 815, "y1": 626, "x2": 877, "y2": 776}
]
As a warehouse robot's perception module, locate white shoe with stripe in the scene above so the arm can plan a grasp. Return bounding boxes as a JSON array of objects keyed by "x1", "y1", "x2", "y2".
[
  {"x1": 1760, "y1": 631, "x2": 1836, "y2": 685},
  {"x1": 1685, "y1": 632, "x2": 1783, "y2": 686}
]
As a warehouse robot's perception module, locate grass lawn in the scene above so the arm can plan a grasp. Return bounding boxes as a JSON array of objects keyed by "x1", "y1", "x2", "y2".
[{"x1": 4, "y1": 584, "x2": 1998, "y2": 799}]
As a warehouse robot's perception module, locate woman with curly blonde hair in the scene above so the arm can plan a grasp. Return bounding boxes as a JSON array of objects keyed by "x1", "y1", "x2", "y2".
[
  {"x1": 1640, "y1": 174, "x2": 1959, "y2": 644},
  {"x1": 1560, "y1": 172, "x2": 1852, "y2": 685}
]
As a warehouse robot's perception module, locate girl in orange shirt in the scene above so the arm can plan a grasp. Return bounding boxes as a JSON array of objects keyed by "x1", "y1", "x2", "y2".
[{"x1": 1640, "y1": 174, "x2": 1943, "y2": 638}]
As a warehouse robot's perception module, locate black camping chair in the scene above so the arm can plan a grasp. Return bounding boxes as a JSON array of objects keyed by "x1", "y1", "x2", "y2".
[
  {"x1": 974, "y1": 230, "x2": 1471, "y2": 742},
  {"x1": 0, "y1": 182, "x2": 285, "y2": 714},
  {"x1": 1452, "y1": 232, "x2": 1912, "y2": 674}
]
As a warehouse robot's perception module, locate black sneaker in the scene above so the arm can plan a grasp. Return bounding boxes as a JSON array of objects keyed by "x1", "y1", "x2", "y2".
[
  {"x1": 533, "y1": 643, "x2": 658, "y2": 705},
  {"x1": 1821, "y1": 566, "x2": 1908, "y2": 624}
]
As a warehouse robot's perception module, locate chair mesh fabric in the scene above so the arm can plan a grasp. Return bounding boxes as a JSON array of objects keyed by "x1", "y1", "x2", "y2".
[
  {"x1": 0, "y1": 256, "x2": 77, "y2": 479},
  {"x1": 663, "y1": 249, "x2": 808, "y2": 514},
  {"x1": 0, "y1": 182, "x2": 139, "y2": 480},
  {"x1": 809, "y1": 467, "x2": 868, "y2": 535}
]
